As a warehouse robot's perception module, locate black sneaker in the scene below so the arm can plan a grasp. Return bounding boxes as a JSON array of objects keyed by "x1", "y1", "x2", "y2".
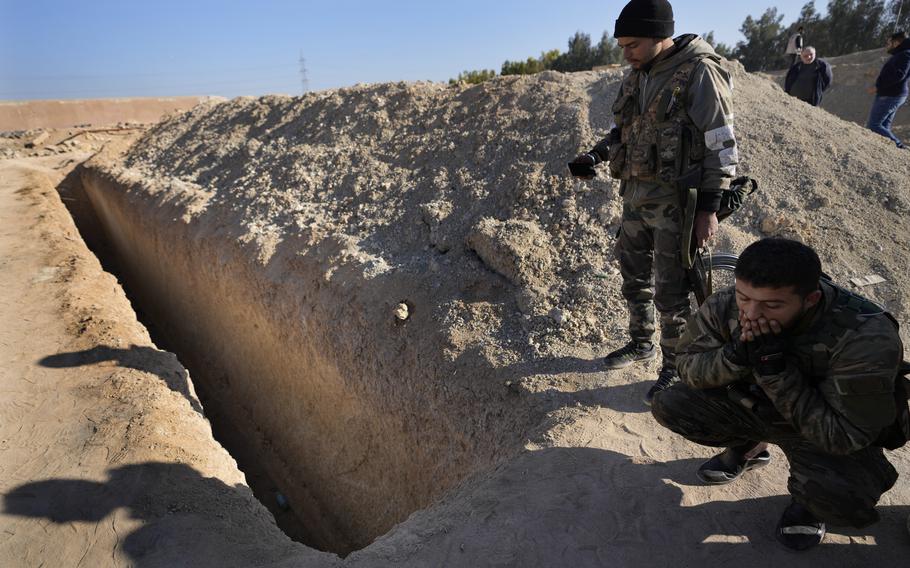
[
  {"x1": 602, "y1": 341, "x2": 657, "y2": 370},
  {"x1": 697, "y1": 446, "x2": 771, "y2": 485},
  {"x1": 643, "y1": 365, "x2": 679, "y2": 406},
  {"x1": 775, "y1": 500, "x2": 826, "y2": 552}
]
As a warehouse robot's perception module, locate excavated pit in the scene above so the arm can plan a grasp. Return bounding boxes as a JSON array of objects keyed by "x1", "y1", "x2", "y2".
[{"x1": 65, "y1": 158, "x2": 534, "y2": 556}]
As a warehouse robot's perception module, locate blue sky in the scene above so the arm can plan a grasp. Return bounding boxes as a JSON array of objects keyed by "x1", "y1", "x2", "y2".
[{"x1": 1, "y1": 1, "x2": 813, "y2": 100}]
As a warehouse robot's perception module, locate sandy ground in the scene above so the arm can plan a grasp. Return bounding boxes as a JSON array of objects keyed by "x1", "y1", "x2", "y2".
[
  {"x1": 0, "y1": 153, "x2": 337, "y2": 567},
  {"x1": 0, "y1": 97, "x2": 220, "y2": 131}
]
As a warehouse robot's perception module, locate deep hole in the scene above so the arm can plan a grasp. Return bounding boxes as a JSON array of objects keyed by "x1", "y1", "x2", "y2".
[{"x1": 55, "y1": 166, "x2": 326, "y2": 552}]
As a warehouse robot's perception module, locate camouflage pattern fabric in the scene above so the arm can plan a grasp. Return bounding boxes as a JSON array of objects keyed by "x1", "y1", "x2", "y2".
[
  {"x1": 616, "y1": 188, "x2": 691, "y2": 365},
  {"x1": 652, "y1": 384, "x2": 898, "y2": 527},
  {"x1": 611, "y1": 58, "x2": 702, "y2": 183},
  {"x1": 651, "y1": 280, "x2": 905, "y2": 527},
  {"x1": 674, "y1": 283, "x2": 903, "y2": 453}
]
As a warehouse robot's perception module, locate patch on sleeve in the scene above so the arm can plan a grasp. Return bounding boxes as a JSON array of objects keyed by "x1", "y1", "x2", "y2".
[
  {"x1": 718, "y1": 146, "x2": 739, "y2": 166},
  {"x1": 705, "y1": 125, "x2": 736, "y2": 151}
]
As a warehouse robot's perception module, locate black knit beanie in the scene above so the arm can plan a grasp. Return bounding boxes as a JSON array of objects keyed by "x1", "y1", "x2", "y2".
[{"x1": 614, "y1": 0, "x2": 675, "y2": 39}]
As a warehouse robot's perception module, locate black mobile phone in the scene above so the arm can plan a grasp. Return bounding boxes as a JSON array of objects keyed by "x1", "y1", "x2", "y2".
[{"x1": 568, "y1": 161, "x2": 597, "y2": 177}]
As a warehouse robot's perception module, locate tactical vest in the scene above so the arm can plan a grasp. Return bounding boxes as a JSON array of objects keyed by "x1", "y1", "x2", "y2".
[{"x1": 609, "y1": 57, "x2": 706, "y2": 184}]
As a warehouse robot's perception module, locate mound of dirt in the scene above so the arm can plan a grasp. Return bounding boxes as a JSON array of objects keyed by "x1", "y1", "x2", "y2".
[{"x1": 120, "y1": 61, "x2": 910, "y2": 353}]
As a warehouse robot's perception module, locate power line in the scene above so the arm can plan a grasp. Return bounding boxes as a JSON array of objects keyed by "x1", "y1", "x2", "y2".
[{"x1": 299, "y1": 51, "x2": 309, "y2": 94}]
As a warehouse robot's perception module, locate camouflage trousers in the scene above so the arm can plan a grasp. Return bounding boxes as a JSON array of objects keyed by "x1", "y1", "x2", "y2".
[
  {"x1": 651, "y1": 384, "x2": 899, "y2": 527},
  {"x1": 616, "y1": 194, "x2": 692, "y2": 365}
]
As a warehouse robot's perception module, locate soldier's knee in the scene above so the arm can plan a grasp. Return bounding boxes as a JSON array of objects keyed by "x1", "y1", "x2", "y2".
[
  {"x1": 651, "y1": 385, "x2": 688, "y2": 429},
  {"x1": 796, "y1": 483, "x2": 882, "y2": 528},
  {"x1": 653, "y1": 292, "x2": 691, "y2": 315}
]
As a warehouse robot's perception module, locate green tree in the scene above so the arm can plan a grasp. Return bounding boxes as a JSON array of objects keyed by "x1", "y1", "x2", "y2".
[
  {"x1": 822, "y1": 0, "x2": 887, "y2": 55},
  {"x1": 703, "y1": 31, "x2": 734, "y2": 59},
  {"x1": 449, "y1": 69, "x2": 496, "y2": 85},
  {"x1": 501, "y1": 50, "x2": 560, "y2": 76},
  {"x1": 540, "y1": 49, "x2": 561, "y2": 69},
  {"x1": 885, "y1": 0, "x2": 910, "y2": 34},
  {"x1": 551, "y1": 32, "x2": 596, "y2": 72},
  {"x1": 593, "y1": 32, "x2": 624, "y2": 66},
  {"x1": 734, "y1": 8, "x2": 786, "y2": 71}
]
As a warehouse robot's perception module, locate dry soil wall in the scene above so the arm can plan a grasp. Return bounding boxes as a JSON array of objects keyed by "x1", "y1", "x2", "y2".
[{"x1": 79, "y1": 160, "x2": 534, "y2": 553}]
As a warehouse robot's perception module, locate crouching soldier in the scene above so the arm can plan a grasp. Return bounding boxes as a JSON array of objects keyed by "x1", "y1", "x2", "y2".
[{"x1": 651, "y1": 238, "x2": 908, "y2": 551}]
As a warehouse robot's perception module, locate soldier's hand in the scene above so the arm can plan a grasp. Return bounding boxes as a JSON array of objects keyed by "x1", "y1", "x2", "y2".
[
  {"x1": 694, "y1": 211, "x2": 718, "y2": 248},
  {"x1": 739, "y1": 317, "x2": 783, "y2": 342},
  {"x1": 573, "y1": 153, "x2": 596, "y2": 166},
  {"x1": 569, "y1": 154, "x2": 597, "y2": 179},
  {"x1": 725, "y1": 328, "x2": 751, "y2": 365},
  {"x1": 746, "y1": 333, "x2": 788, "y2": 376}
]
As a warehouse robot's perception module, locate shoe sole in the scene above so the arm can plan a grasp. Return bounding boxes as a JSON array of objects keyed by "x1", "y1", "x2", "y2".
[
  {"x1": 696, "y1": 453, "x2": 772, "y2": 485},
  {"x1": 775, "y1": 523, "x2": 826, "y2": 552},
  {"x1": 602, "y1": 350, "x2": 657, "y2": 370}
]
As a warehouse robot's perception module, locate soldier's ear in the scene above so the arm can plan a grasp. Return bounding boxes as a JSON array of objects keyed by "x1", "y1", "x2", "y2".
[{"x1": 805, "y1": 289, "x2": 822, "y2": 309}]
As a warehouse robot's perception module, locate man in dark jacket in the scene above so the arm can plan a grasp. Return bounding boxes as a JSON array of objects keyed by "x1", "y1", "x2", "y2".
[
  {"x1": 784, "y1": 46, "x2": 833, "y2": 107},
  {"x1": 651, "y1": 238, "x2": 906, "y2": 552},
  {"x1": 867, "y1": 31, "x2": 910, "y2": 148}
]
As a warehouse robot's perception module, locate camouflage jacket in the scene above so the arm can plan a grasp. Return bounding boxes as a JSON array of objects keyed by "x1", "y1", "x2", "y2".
[
  {"x1": 593, "y1": 34, "x2": 738, "y2": 210},
  {"x1": 676, "y1": 281, "x2": 904, "y2": 454}
]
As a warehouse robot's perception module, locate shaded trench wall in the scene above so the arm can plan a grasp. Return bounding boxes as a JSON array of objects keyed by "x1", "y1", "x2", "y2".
[{"x1": 79, "y1": 163, "x2": 529, "y2": 554}]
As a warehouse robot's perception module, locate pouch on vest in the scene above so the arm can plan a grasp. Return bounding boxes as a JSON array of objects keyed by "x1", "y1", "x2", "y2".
[
  {"x1": 608, "y1": 143, "x2": 627, "y2": 180},
  {"x1": 657, "y1": 123, "x2": 683, "y2": 183},
  {"x1": 609, "y1": 92, "x2": 636, "y2": 179}
]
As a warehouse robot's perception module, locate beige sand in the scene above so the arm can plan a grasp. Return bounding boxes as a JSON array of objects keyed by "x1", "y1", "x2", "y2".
[{"x1": 0, "y1": 97, "x2": 221, "y2": 131}]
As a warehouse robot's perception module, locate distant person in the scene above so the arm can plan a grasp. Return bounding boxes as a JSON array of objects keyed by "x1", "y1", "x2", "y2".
[
  {"x1": 785, "y1": 26, "x2": 805, "y2": 67},
  {"x1": 651, "y1": 238, "x2": 908, "y2": 552},
  {"x1": 784, "y1": 46, "x2": 833, "y2": 107},
  {"x1": 867, "y1": 31, "x2": 910, "y2": 149},
  {"x1": 569, "y1": 0, "x2": 738, "y2": 405}
]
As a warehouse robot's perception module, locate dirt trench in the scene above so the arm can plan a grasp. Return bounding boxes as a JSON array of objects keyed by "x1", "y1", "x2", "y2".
[{"x1": 73, "y1": 157, "x2": 534, "y2": 555}]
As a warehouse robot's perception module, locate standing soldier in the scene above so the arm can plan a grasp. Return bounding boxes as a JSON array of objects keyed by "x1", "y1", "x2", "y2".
[
  {"x1": 571, "y1": 0, "x2": 738, "y2": 404},
  {"x1": 651, "y1": 238, "x2": 908, "y2": 551}
]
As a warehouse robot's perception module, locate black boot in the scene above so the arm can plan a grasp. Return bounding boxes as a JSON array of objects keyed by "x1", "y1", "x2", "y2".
[
  {"x1": 696, "y1": 443, "x2": 771, "y2": 485},
  {"x1": 775, "y1": 499, "x2": 826, "y2": 551},
  {"x1": 643, "y1": 364, "x2": 679, "y2": 406},
  {"x1": 603, "y1": 341, "x2": 657, "y2": 370}
]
